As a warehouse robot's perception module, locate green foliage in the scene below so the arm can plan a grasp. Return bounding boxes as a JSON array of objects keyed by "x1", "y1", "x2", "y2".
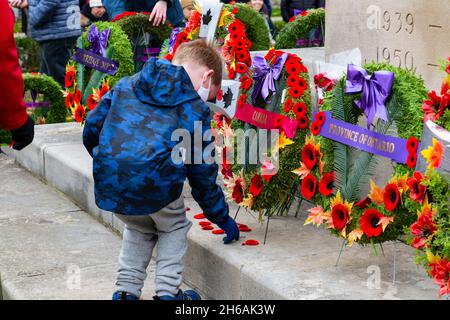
[
  {"x1": 70, "y1": 21, "x2": 134, "y2": 105},
  {"x1": 0, "y1": 73, "x2": 67, "y2": 145},
  {"x1": 273, "y1": 20, "x2": 287, "y2": 35},
  {"x1": 275, "y1": 8, "x2": 325, "y2": 49},
  {"x1": 22, "y1": 73, "x2": 67, "y2": 124},
  {"x1": 14, "y1": 35, "x2": 40, "y2": 73},
  {"x1": 225, "y1": 3, "x2": 271, "y2": 51}
]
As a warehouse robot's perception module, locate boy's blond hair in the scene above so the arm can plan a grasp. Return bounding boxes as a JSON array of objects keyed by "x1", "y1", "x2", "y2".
[{"x1": 173, "y1": 39, "x2": 223, "y2": 86}]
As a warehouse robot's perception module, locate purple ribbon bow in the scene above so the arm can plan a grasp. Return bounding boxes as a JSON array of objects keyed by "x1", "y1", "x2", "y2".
[
  {"x1": 251, "y1": 53, "x2": 288, "y2": 104},
  {"x1": 169, "y1": 27, "x2": 182, "y2": 51},
  {"x1": 88, "y1": 24, "x2": 110, "y2": 57},
  {"x1": 345, "y1": 64, "x2": 394, "y2": 129}
]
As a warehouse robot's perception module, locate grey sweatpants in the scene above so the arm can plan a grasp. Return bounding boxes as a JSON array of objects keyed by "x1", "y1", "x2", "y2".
[{"x1": 114, "y1": 197, "x2": 192, "y2": 298}]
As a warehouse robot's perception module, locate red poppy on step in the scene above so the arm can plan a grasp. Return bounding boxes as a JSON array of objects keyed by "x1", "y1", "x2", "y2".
[
  {"x1": 360, "y1": 209, "x2": 384, "y2": 238},
  {"x1": 194, "y1": 213, "x2": 205, "y2": 219},
  {"x1": 301, "y1": 174, "x2": 317, "y2": 200}
]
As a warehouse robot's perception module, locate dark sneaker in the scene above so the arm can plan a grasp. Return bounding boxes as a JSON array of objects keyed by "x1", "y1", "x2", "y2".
[
  {"x1": 112, "y1": 291, "x2": 139, "y2": 300},
  {"x1": 155, "y1": 289, "x2": 202, "y2": 300}
]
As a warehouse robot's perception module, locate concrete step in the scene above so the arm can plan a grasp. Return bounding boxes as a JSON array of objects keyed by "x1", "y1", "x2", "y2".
[
  {"x1": 0, "y1": 154, "x2": 164, "y2": 300},
  {"x1": 1, "y1": 123, "x2": 440, "y2": 300}
]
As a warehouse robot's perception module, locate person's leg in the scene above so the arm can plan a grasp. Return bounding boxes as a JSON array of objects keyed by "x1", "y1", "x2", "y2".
[
  {"x1": 38, "y1": 41, "x2": 49, "y2": 76},
  {"x1": 114, "y1": 214, "x2": 158, "y2": 298},
  {"x1": 151, "y1": 197, "x2": 192, "y2": 297},
  {"x1": 39, "y1": 37, "x2": 77, "y2": 87}
]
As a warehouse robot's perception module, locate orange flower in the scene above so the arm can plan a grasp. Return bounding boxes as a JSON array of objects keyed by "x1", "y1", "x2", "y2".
[{"x1": 421, "y1": 138, "x2": 444, "y2": 169}]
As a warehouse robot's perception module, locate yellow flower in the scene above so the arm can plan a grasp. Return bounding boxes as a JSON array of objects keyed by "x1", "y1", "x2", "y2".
[
  {"x1": 273, "y1": 132, "x2": 294, "y2": 153},
  {"x1": 390, "y1": 174, "x2": 409, "y2": 194},
  {"x1": 304, "y1": 205, "x2": 330, "y2": 227},
  {"x1": 347, "y1": 229, "x2": 364, "y2": 247},
  {"x1": 421, "y1": 138, "x2": 444, "y2": 169},
  {"x1": 368, "y1": 180, "x2": 384, "y2": 205}
]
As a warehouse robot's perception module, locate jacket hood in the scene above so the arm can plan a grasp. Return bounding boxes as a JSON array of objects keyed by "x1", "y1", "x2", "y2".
[{"x1": 133, "y1": 58, "x2": 200, "y2": 107}]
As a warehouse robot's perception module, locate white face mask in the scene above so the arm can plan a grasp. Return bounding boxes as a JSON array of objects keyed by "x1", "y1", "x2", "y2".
[{"x1": 197, "y1": 77, "x2": 211, "y2": 102}]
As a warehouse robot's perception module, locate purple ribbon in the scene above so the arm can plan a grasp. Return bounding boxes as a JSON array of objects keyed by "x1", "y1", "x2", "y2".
[
  {"x1": 138, "y1": 48, "x2": 161, "y2": 62},
  {"x1": 293, "y1": 9, "x2": 304, "y2": 16},
  {"x1": 169, "y1": 27, "x2": 181, "y2": 51},
  {"x1": 87, "y1": 24, "x2": 110, "y2": 57},
  {"x1": 345, "y1": 64, "x2": 394, "y2": 129},
  {"x1": 25, "y1": 90, "x2": 50, "y2": 108},
  {"x1": 251, "y1": 53, "x2": 288, "y2": 104}
]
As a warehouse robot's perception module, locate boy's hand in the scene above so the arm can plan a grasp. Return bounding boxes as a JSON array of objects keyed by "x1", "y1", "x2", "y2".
[
  {"x1": 91, "y1": 6, "x2": 106, "y2": 18},
  {"x1": 217, "y1": 216, "x2": 240, "y2": 244},
  {"x1": 149, "y1": 0, "x2": 167, "y2": 26},
  {"x1": 10, "y1": 0, "x2": 28, "y2": 9}
]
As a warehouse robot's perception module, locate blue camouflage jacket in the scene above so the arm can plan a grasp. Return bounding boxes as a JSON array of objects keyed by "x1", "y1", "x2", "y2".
[{"x1": 83, "y1": 58, "x2": 229, "y2": 224}]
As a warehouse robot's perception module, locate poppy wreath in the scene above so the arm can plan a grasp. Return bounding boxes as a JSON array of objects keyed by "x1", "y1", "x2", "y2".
[
  {"x1": 65, "y1": 22, "x2": 134, "y2": 124},
  {"x1": 14, "y1": 35, "x2": 40, "y2": 73},
  {"x1": 304, "y1": 62, "x2": 432, "y2": 249},
  {"x1": 160, "y1": 4, "x2": 262, "y2": 81},
  {"x1": 275, "y1": 8, "x2": 325, "y2": 50},
  {"x1": 0, "y1": 72, "x2": 67, "y2": 144},
  {"x1": 407, "y1": 59, "x2": 450, "y2": 298},
  {"x1": 114, "y1": 12, "x2": 172, "y2": 73},
  {"x1": 213, "y1": 49, "x2": 312, "y2": 218}
]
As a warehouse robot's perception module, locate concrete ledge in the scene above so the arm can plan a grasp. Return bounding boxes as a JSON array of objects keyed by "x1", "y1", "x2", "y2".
[{"x1": 2, "y1": 123, "x2": 440, "y2": 300}]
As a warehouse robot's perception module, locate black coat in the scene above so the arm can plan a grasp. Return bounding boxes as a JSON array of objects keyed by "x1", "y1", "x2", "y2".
[{"x1": 280, "y1": 0, "x2": 325, "y2": 22}]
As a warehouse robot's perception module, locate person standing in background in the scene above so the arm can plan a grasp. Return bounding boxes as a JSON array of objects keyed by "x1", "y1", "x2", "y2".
[
  {"x1": 1, "y1": 0, "x2": 35, "y2": 150},
  {"x1": 80, "y1": 0, "x2": 109, "y2": 27},
  {"x1": 10, "y1": 0, "x2": 82, "y2": 88},
  {"x1": 125, "y1": 0, "x2": 185, "y2": 27},
  {"x1": 280, "y1": 0, "x2": 324, "y2": 22},
  {"x1": 248, "y1": 0, "x2": 274, "y2": 37}
]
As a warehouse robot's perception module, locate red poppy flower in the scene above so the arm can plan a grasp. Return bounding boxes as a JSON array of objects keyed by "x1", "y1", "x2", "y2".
[
  {"x1": 286, "y1": 63, "x2": 300, "y2": 75},
  {"x1": 287, "y1": 75, "x2": 301, "y2": 87},
  {"x1": 240, "y1": 76, "x2": 253, "y2": 91},
  {"x1": 239, "y1": 226, "x2": 252, "y2": 232},
  {"x1": 298, "y1": 78, "x2": 308, "y2": 91},
  {"x1": 297, "y1": 115, "x2": 309, "y2": 129},
  {"x1": 300, "y1": 11, "x2": 308, "y2": 16},
  {"x1": 318, "y1": 172, "x2": 334, "y2": 196},
  {"x1": 406, "y1": 136, "x2": 419, "y2": 153},
  {"x1": 221, "y1": 163, "x2": 233, "y2": 180},
  {"x1": 236, "y1": 63, "x2": 248, "y2": 74},
  {"x1": 87, "y1": 94, "x2": 97, "y2": 110},
  {"x1": 202, "y1": 225, "x2": 214, "y2": 231},
  {"x1": 193, "y1": 213, "x2": 205, "y2": 219},
  {"x1": 227, "y1": 66, "x2": 236, "y2": 79},
  {"x1": 100, "y1": 84, "x2": 109, "y2": 97},
  {"x1": 232, "y1": 179, "x2": 245, "y2": 204},
  {"x1": 245, "y1": 38, "x2": 252, "y2": 50},
  {"x1": 110, "y1": 11, "x2": 138, "y2": 22},
  {"x1": 212, "y1": 229, "x2": 225, "y2": 235},
  {"x1": 230, "y1": 32, "x2": 240, "y2": 41},
  {"x1": 265, "y1": 49, "x2": 282, "y2": 62},
  {"x1": 289, "y1": 16, "x2": 296, "y2": 22},
  {"x1": 293, "y1": 102, "x2": 307, "y2": 117},
  {"x1": 74, "y1": 105, "x2": 85, "y2": 123},
  {"x1": 284, "y1": 98, "x2": 293, "y2": 113},
  {"x1": 411, "y1": 213, "x2": 437, "y2": 249},
  {"x1": 383, "y1": 183, "x2": 400, "y2": 212},
  {"x1": 314, "y1": 111, "x2": 326, "y2": 125},
  {"x1": 65, "y1": 70, "x2": 75, "y2": 89},
  {"x1": 199, "y1": 221, "x2": 211, "y2": 226},
  {"x1": 217, "y1": 89, "x2": 223, "y2": 101},
  {"x1": 302, "y1": 143, "x2": 318, "y2": 169},
  {"x1": 360, "y1": 209, "x2": 384, "y2": 238},
  {"x1": 301, "y1": 174, "x2": 317, "y2": 200},
  {"x1": 273, "y1": 114, "x2": 284, "y2": 128},
  {"x1": 428, "y1": 258, "x2": 450, "y2": 297},
  {"x1": 289, "y1": 85, "x2": 304, "y2": 99},
  {"x1": 238, "y1": 94, "x2": 246, "y2": 108},
  {"x1": 407, "y1": 172, "x2": 427, "y2": 204},
  {"x1": 314, "y1": 73, "x2": 335, "y2": 92},
  {"x1": 213, "y1": 113, "x2": 231, "y2": 129},
  {"x1": 311, "y1": 121, "x2": 321, "y2": 136},
  {"x1": 407, "y1": 153, "x2": 417, "y2": 169},
  {"x1": 234, "y1": 38, "x2": 246, "y2": 49},
  {"x1": 249, "y1": 174, "x2": 264, "y2": 197},
  {"x1": 355, "y1": 197, "x2": 372, "y2": 209},
  {"x1": 236, "y1": 49, "x2": 250, "y2": 63},
  {"x1": 65, "y1": 92, "x2": 74, "y2": 109},
  {"x1": 163, "y1": 53, "x2": 173, "y2": 61},
  {"x1": 74, "y1": 90, "x2": 82, "y2": 105},
  {"x1": 228, "y1": 20, "x2": 245, "y2": 35},
  {"x1": 331, "y1": 204, "x2": 349, "y2": 230},
  {"x1": 232, "y1": 7, "x2": 239, "y2": 14}
]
